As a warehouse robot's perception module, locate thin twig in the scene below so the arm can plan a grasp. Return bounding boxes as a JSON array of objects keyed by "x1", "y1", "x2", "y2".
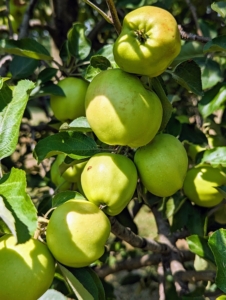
[
  {"x1": 178, "y1": 25, "x2": 211, "y2": 43},
  {"x1": 184, "y1": 0, "x2": 203, "y2": 36},
  {"x1": 158, "y1": 263, "x2": 166, "y2": 300},
  {"x1": 109, "y1": 216, "x2": 169, "y2": 253},
  {"x1": 82, "y1": 0, "x2": 112, "y2": 24},
  {"x1": 106, "y1": 0, "x2": 122, "y2": 34},
  {"x1": 95, "y1": 250, "x2": 194, "y2": 278},
  {"x1": 19, "y1": 0, "x2": 39, "y2": 39}
]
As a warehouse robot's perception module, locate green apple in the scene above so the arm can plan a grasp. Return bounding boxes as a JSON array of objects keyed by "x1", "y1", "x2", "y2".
[
  {"x1": 81, "y1": 152, "x2": 138, "y2": 216},
  {"x1": 0, "y1": 234, "x2": 55, "y2": 300},
  {"x1": 113, "y1": 6, "x2": 181, "y2": 78},
  {"x1": 50, "y1": 155, "x2": 72, "y2": 191},
  {"x1": 50, "y1": 77, "x2": 89, "y2": 122},
  {"x1": 85, "y1": 68, "x2": 163, "y2": 148},
  {"x1": 46, "y1": 199, "x2": 111, "y2": 267},
  {"x1": 183, "y1": 166, "x2": 226, "y2": 207},
  {"x1": 134, "y1": 134, "x2": 188, "y2": 197}
]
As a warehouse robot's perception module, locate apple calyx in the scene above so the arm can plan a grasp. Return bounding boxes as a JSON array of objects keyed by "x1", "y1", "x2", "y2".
[{"x1": 134, "y1": 29, "x2": 149, "y2": 44}]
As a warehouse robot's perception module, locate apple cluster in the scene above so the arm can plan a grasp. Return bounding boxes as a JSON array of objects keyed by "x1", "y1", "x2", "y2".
[{"x1": 46, "y1": 5, "x2": 190, "y2": 272}]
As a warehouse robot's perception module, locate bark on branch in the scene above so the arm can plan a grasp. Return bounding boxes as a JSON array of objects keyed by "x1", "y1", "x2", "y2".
[{"x1": 109, "y1": 216, "x2": 169, "y2": 254}]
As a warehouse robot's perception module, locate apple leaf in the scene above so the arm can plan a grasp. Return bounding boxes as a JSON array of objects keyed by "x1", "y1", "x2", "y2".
[
  {"x1": 170, "y1": 60, "x2": 203, "y2": 96},
  {"x1": 67, "y1": 23, "x2": 91, "y2": 61},
  {"x1": 0, "y1": 80, "x2": 35, "y2": 160},
  {"x1": 200, "y1": 147, "x2": 226, "y2": 167},
  {"x1": 33, "y1": 132, "x2": 101, "y2": 163},
  {"x1": 90, "y1": 55, "x2": 111, "y2": 70},
  {"x1": 198, "y1": 83, "x2": 226, "y2": 118},
  {"x1": 59, "y1": 117, "x2": 92, "y2": 132},
  {"x1": 67, "y1": 267, "x2": 106, "y2": 300},
  {"x1": 196, "y1": 58, "x2": 223, "y2": 90},
  {"x1": 58, "y1": 264, "x2": 94, "y2": 300},
  {"x1": 208, "y1": 229, "x2": 226, "y2": 292},
  {"x1": 30, "y1": 82, "x2": 65, "y2": 99},
  {"x1": 211, "y1": 1, "x2": 226, "y2": 19},
  {"x1": 52, "y1": 191, "x2": 86, "y2": 207},
  {"x1": 38, "y1": 289, "x2": 67, "y2": 300},
  {"x1": 37, "y1": 68, "x2": 58, "y2": 83},
  {"x1": 85, "y1": 65, "x2": 103, "y2": 82},
  {"x1": 187, "y1": 235, "x2": 215, "y2": 263},
  {"x1": 9, "y1": 56, "x2": 39, "y2": 80},
  {"x1": 0, "y1": 38, "x2": 52, "y2": 60},
  {"x1": 170, "y1": 41, "x2": 204, "y2": 68},
  {"x1": 0, "y1": 168, "x2": 38, "y2": 243},
  {"x1": 204, "y1": 35, "x2": 226, "y2": 53}
]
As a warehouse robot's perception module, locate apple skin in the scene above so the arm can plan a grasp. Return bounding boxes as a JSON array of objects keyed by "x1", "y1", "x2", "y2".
[
  {"x1": 0, "y1": 234, "x2": 55, "y2": 300},
  {"x1": 113, "y1": 6, "x2": 181, "y2": 78},
  {"x1": 50, "y1": 155, "x2": 72, "y2": 191},
  {"x1": 183, "y1": 166, "x2": 226, "y2": 207},
  {"x1": 81, "y1": 152, "x2": 138, "y2": 216},
  {"x1": 50, "y1": 77, "x2": 89, "y2": 122},
  {"x1": 85, "y1": 68, "x2": 163, "y2": 148},
  {"x1": 46, "y1": 199, "x2": 111, "y2": 268},
  {"x1": 134, "y1": 134, "x2": 188, "y2": 197}
]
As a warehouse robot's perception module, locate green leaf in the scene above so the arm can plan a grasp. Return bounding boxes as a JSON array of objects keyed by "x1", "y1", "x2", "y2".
[
  {"x1": 195, "y1": 58, "x2": 223, "y2": 90},
  {"x1": 204, "y1": 36, "x2": 226, "y2": 53},
  {"x1": 187, "y1": 235, "x2": 215, "y2": 263},
  {"x1": 58, "y1": 264, "x2": 94, "y2": 300},
  {"x1": 67, "y1": 23, "x2": 91, "y2": 60},
  {"x1": 0, "y1": 38, "x2": 52, "y2": 60},
  {"x1": 33, "y1": 132, "x2": 100, "y2": 163},
  {"x1": 0, "y1": 168, "x2": 37, "y2": 243},
  {"x1": 85, "y1": 65, "x2": 103, "y2": 82},
  {"x1": 90, "y1": 55, "x2": 111, "y2": 70},
  {"x1": 200, "y1": 147, "x2": 226, "y2": 167},
  {"x1": 198, "y1": 83, "x2": 226, "y2": 118},
  {"x1": 208, "y1": 229, "x2": 226, "y2": 292},
  {"x1": 59, "y1": 117, "x2": 92, "y2": 132},
  {"x1": 9, "y1": 56, "x2": 39, "y2": 80},
  {"x1": 96, "y1": 44, "x2": 117, "y2": 67},
  {"x1": 170, "y1": 60, "x2": 203, "y2": 96},
  {"x1": 68, "y1": 267, "x2": 106, "y2": 300},
  {"x1": 162, "y1": 193, "x2": 187, "y2": 219},
  {"x1": 38, "y1": 289, "x2": 67, "y2": 300},
  {"x1": 171, "y1": 41, "x2": 204, "y2": 68},
  {"x1": 211, "y1": 2, "x2": 226, "y2": 19},
  {"x1": 0, "y1": 80, "x2": 35, "y2": 159},
  {"x1": 52, "y1": 191, "x2": 86, "y2": 207},
  {"x1": 38, "y1": 68, "x2": 58, "y2": 83},
  {"x1": 30, "y1": 82, "x2": 65, "y2": 98}
]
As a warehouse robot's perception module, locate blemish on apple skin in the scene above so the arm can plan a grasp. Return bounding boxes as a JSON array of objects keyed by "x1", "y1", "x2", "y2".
[{"x1": 87, "y1": 166, "x2": 92, "y2": 171}]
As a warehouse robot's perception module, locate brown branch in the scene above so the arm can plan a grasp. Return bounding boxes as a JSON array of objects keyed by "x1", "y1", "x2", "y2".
[
  {"x1": 158, "y1": 263, "x2": 166, "y2": 300},
  {"x1": 151, "y1": 204, "x2": 190, "y2": 296},
  {"x1": 106, "y1": 0, "x2": 122, "y2": 34},
  {"x1": 184, "y1": 0, "x2": 203, "y2": 36},
  {"x1": 95, "y1": 250, "x2": 194, "y2": 278},
  {"x1": 19, "y1": 0, "x2": 39, "y2": 39},
  {"x1": 109, "y1": 216, "x2": 169, "y2": 253},
  {"x1": 178, "y1": 25, "x2": 211, "y2": 43},
  {"x1": 180, "y1": 270, "x2": 216, "y2": 283}
]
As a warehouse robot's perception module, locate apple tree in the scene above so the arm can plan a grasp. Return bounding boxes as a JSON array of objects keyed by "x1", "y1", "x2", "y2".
[{"x1": 1, "y1": 0, "x2": 226, "y2": 299}]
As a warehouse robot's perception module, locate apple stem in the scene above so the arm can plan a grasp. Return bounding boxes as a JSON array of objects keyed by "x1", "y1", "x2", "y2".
[{"x1": 82, "y1": 0, "x2": 113, "y2": 24}]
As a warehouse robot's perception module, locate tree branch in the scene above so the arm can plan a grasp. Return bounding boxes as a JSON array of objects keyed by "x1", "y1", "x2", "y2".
[
  {"x1": 95, "y1": 250, "x2": 194, "y2": 278},
  {"x1": 178, "y1": 25, "x2": 211, "y2": 43},
  {"x1": 151, "y1": 204, "x2": 190, "y2": 296},
  {"x1": 109, "y1": 216, "x2": 169, "y2": 253},
  {"x1": 106, "y1": 0, "x2": 122, "y2": 34},
  {"x1": 19, "y1": 0, "x2": 39, "y2": 39}
]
